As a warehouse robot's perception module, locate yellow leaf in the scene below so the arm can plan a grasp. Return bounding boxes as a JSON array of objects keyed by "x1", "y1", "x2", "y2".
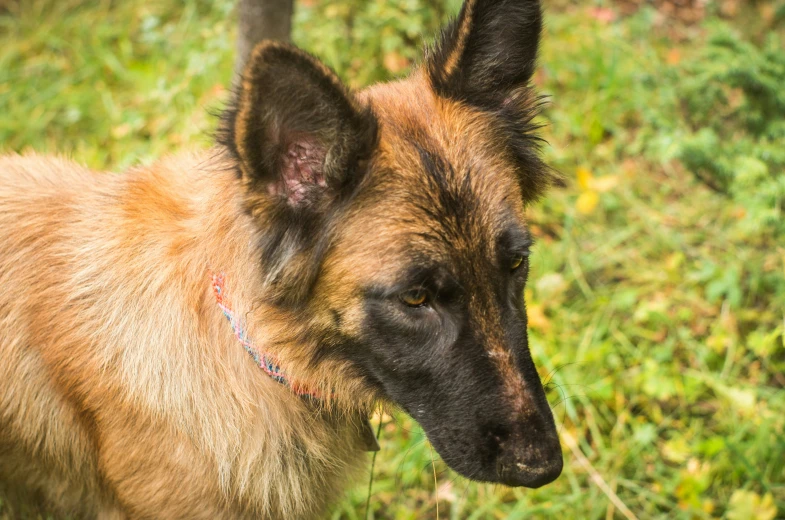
[
  {"x1": 728, "y1": 490, "x2": 778, "y2": 520},
  {"x1": 780, "y1": 249, "x2": 785, "y2": 280},
  {"x1": 662, "y1": 437, "x2": 690, "y2": 464},
  {"x1": 111, "y1": 123, "x2": 131, "y2": 139},
  {"x1": 725, "y1": 387, "x2": 756, "y2": 412},
  {"x1": 591, "y1": 175, "x2": 619, "y2": 193},
  {"x1": 534, "y1": 273, "x2": 568, "y2": 307},
  {"x1": 666, "y1": 252, "x2": 684, "y2": 271},
  {"x1": 383, "y1": 51, "x2": 410, "y2": 74},
  {"x1": 526, "y1": 303, "x2": 551, "y2": 332},
  {"x1": 667, "y1": 48, "x2": 681, "y2": 65},
  {"x1": 576, "y1": 167, "x2": 593, "y2": 190},
  {"x1": 760, "y1": 4, "x2": 776, "y2": 25},
  {"x1": 576, "y1": 191, "x2": 599, "y2": 214}
]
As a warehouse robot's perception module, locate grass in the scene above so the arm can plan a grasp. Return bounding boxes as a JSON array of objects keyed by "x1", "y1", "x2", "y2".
[{"x1": 1, "y1": 0, "x2": 784, "y2": 518}]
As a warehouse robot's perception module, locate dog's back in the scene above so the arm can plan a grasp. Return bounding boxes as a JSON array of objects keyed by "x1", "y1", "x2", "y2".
[{"x1": 0, "y1": 156, "x2": 111, "y2": 514}]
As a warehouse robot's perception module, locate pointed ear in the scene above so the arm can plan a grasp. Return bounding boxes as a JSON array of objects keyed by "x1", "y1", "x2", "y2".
[
  {"x1": 427, "y1": 0, "x2": 542, "y2": 108},
  {"x1": 428, "y1": 0, "x2": 560, "y2": 203},
  {"x1": 221, "y1": 42, "x2": 378, "y2": 205}
]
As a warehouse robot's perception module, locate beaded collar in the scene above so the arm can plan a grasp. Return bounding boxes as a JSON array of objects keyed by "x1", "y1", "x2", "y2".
[
  {"x1": 211, "y1": 272, "x2": 380, "y2": 451},
  {"x1": 210, "y1": 272, "x2": 322, "y2": 399}
]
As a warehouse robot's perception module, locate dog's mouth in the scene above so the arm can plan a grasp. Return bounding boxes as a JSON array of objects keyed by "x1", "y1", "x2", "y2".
[
  {"x1": 341, "y1": 325, "x2": 564, "y2": 487},
  {"x1": 408, "y1": 402, "x2": 563, "y2": 488}
]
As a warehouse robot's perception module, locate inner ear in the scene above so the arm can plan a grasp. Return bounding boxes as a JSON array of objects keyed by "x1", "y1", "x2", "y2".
[
  {"x1": 274, "y1": 135, "x2": 328, "y2": 204},
  {"x1": 219, "y1": 41, "x2": 378, "y2": 206},
  {"x1": 427, "y1": 0, "x2": 542, "y2": 108}
]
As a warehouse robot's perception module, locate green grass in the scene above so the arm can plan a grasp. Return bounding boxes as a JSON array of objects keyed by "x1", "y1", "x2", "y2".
[{"x1": 1, "y1": 0, "x2": 784, "y2": 519}]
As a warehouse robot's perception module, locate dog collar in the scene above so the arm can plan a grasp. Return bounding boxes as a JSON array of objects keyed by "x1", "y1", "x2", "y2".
[
  {"x1": 210, "y1": 272, "x2": 380, "y2": 451},
  {"x1": 210, "y1": 272, "x2": 323, "y2": 399}
]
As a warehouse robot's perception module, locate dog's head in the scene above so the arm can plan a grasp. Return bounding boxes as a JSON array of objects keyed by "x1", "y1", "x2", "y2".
[{"x1": 220, "y1": 0, "x2": 562, "y2": 488}]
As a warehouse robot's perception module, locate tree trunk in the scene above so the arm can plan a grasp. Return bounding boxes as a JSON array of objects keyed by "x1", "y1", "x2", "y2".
[{"x1": 235, "y1": 0, "x2": 294, "y2": 78}]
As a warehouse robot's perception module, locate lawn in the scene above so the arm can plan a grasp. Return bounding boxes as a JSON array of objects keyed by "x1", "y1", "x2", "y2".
[{"x1": 1, "y1": 0, "x2": 783, "y2": 518}]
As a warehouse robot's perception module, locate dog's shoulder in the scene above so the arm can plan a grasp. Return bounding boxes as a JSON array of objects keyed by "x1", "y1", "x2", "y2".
[{"x1": 0, "y1": 153, "x2": 97, "y2": 189}]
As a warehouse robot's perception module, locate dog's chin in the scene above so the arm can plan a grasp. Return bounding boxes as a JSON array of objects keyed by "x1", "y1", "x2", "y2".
[
  {"x1": 422, "y1": 427, "x2": 564, "y2": 489},
  {"x1": 477, "y1": 458, "x2": 563, "y2": 489},
  {"x1": 435, "y1": 450, "x2": 563, "y2": 489}
]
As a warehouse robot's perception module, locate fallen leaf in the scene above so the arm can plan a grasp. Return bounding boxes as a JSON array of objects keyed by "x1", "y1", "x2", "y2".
[
  {"x1": 576, "y1": 191, "x2": 599, "y2": 215},
  {"x1": 667, "y1": 48, "x2": 681, "y2": 65},
  {"x1": 728, "y1": 490, "x2": 778, "y2": 520},
  {"x1": 591, "y1": 175, "x2": 619, "y2": 193},
  {"x1": 662, "y1": 436, "x2": 690, "y2": 464},
  {"x1": 732, "y1": 206, "x2": 747, "y2": 219},
  {"x1": 111, "y1": 123, "x2": 131, "y2": 139},
  {"x1": 589, "y1": 7, "x2": 616, "y2": 23},
  {"x1": 209, "y1": 83, "x2": 225, "y2": 97},
  {"x1": 720, "y1": 0, "x2": 739, "y2": 17},
  {"x1": 535, "y1": 273, "x2": 568, "y2": 307},
  {"x1": 576, "y1": 166, "x2": 593, "y2": 190},
  {"x1": 760, "y1": 3, "x2": 776, "y2": 25},
  {"x1": 383, "y1": 51, "x2": 410, "y2": 74},
  {"x1": 526, "y1": 303, "x2": 551, "y2": 332}
]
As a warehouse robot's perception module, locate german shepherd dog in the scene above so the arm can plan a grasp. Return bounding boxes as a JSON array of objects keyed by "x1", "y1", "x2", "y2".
[{"x1": 0, "y1": 0, "x2": 563, "y2": 517}]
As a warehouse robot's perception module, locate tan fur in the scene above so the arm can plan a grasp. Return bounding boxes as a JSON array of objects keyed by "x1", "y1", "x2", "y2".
[
  {"x1": 354, "y1": 73, "x2": 532, "y2": 400},
  {"x1": 440, "y1": 0, "x2": 477, "y2": 78},
  {"x1": 0, "y1": 56, "x2": 542, "y2": 517},
  {"x1": 0, "y1": 153, "x2": 371, "y2": 519}
]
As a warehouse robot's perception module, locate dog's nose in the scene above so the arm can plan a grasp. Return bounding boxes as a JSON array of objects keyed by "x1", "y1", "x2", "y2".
[{"x1": 496, "y1": 432, "x2": 563, "y2": 488}]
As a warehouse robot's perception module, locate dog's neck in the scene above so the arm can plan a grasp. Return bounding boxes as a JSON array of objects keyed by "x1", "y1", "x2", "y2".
[
  {"x1": 208, "y1": 264, "x2": 380, "y2": 452},
  {"x1": 209, "y1": 270, "x2": 327, "y2": 400},
  {"x1": 191, "y1": 153, "x2": 380, "y2": 417}
]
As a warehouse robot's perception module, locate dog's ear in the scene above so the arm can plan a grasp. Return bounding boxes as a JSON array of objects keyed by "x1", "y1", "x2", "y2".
[
  {"x1": 222, "y1": 41, "x2": 377, "y2": 206},
  {"x1": 428, "y1": 0, "x2": 559, "y2": 202},
  {"x1": 427, "y1": 0, "x2": 542, "y2": 109}
]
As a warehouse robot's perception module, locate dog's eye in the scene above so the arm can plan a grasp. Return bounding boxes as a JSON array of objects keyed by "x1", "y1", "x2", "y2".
[
  {"x1": 400, "y1": 289, "x2": 428, "y2": 307},
  {"x1": 511, "y1": 254, "x2": 527, "y2": 271}
]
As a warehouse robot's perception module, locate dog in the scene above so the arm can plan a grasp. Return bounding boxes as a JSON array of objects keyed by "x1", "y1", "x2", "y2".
[{"x1": 0, "y1": 0, "x2": 563, "y2": 517}]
